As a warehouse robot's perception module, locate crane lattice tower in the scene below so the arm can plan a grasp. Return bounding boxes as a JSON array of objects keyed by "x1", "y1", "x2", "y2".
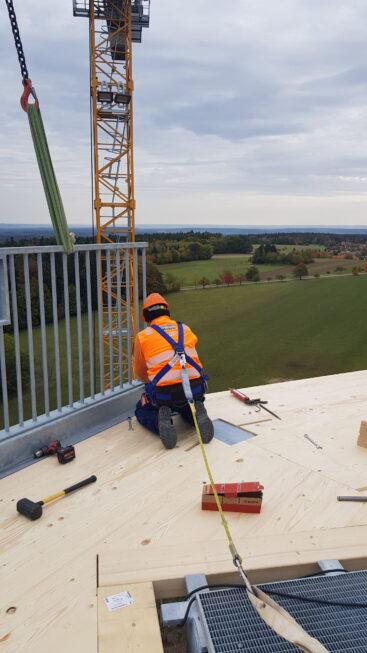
[{"x1": 73, "y1": 0, "x2": 150, "y2": 386}]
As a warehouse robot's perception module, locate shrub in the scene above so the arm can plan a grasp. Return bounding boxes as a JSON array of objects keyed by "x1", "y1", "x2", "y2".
[
  {"x1": 245, "y1": 266, "x2": 260, "y2": 282},
  {"x1": 220, "y1": 271, "x2": 234, "y2": 286},
  {"x1": 199, "y1": 276, "x2": 210, "y2": 289}
]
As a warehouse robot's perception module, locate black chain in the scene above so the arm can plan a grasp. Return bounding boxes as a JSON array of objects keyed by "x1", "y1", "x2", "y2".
[{"x1": 5, "y1": 0, "x2": 29, "y2": 80}]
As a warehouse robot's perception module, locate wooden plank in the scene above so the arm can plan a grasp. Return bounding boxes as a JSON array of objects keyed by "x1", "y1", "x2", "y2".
[
  {"x1": 0, "y1": 370, "x2": 366, "y2": 651},
  {"x1": 99, "y1": 525, "x2": 367, "y2": 599},
  {"x1": 98, "y1": 583, "x2": 163, "y2": 653}
]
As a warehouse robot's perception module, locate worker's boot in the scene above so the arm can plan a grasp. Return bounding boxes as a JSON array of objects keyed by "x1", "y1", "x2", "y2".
[
  {"x1": 158, "y1": 406, "x2": 177, "y2": 449},
  {"x1": 195, "y1": 401, "x2": 214, "y2": 444}
]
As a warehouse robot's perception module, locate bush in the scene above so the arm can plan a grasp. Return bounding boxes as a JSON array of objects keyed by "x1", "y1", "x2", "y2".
[
  {"x1": 0, "y1": 334, "x2": 29, "y2": 397},
  {"x1": 219, "y1": 271, "x2": 234, "y2": 286},
  {"x1": 245, "y1": 266, "x2": 260, "y2": 282},
  {"x1": 276, "y1": 274, "x2": 285, "y2": 281},
  {"x1": 198, "y1": 276, "x2": 210, "y2": 289},
  {"x1": 314, "y1": 273, "x2": 320, "y2": 278},
  {"x1": 352, "y1": 267, "x2": 359, "y2": 276}
]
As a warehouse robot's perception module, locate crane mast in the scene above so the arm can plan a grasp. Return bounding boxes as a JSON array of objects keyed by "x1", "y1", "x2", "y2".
[{"x1": 73, "y1": 0, "x2": 150, "y2": 385}]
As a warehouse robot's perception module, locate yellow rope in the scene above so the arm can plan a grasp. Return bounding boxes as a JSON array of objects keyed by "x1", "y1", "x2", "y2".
[{"x1": 189, "y1": 402, "x2": 243, "y2": 566}]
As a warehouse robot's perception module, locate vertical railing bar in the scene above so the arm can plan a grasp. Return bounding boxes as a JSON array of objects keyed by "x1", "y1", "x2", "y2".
[
  {"x1": 85, "y1": 251, "x2": 95, "y2": 399},
  {"x1": 142, "y1": 246, "x2": 147, "y2": 302},
  {"x1": 116, "y1": 249, "x2": 123, "y2": 388},
  {"x1": 9, "y1": 255, "x2": 24, "y2": 426},
  {"x1": 74, "y1": 252, "x2": 84, "y2": 403},
  {"x1": 50, "y1": 253, "x2": 62, "y2": 412},
  {"x1": 96, "y1": 250, "x2": 105, "y2": 395},
  {"x1": 133, "y1": 248, "x2": 139, "y2": 335},
  {"x1": 62, "y1": 254, "x2": 73, "y2": 408},
  {"x1": 106, "y1": 249, "x2": 114, "y2": 391},
  {"x1": 125, "y1": 249, "x2": 132, "y2": 384},
  {"x1": 37, "y1": 253, "x2": 50, "y2": 416},
  {"x1": 0, "y1": 326, "x2": 10, "y2": 432},
  {"x1": 23, "y1": 254, "x2": 37, "y2": 422}
]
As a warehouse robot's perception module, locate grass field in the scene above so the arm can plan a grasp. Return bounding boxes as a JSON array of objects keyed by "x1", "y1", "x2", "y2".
[
  {"x1": 3, "y1": 274, "x2": 367, "y2": 427},
  {"x1": 158, "y1": 254, "x2": 279, "y2": 286},
  {"x1": 166, "y1": 275, "x2": 367, "y2": 392},
  {"x1": 158, "y1": 254, "x2": 364, "y2": 286}
]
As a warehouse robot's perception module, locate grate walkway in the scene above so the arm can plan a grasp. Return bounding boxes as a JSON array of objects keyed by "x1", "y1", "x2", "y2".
[{"x1": 198, "y1": 570, "x2": 367, "y2": 652}]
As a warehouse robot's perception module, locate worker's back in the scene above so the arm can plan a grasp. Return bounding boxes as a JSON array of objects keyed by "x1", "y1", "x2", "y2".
[{"x1": 136, "y1": 315, "x2": 203, "y2": 386}]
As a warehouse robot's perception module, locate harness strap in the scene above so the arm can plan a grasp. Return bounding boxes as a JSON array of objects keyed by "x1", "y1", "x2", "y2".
[{"x1": 149, "y1": 321, "x2": 205, "y2": 388}]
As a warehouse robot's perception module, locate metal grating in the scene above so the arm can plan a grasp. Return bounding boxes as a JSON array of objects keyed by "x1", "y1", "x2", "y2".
[{"x1": 197, "y1": 570, "x2": 367, "y2": 652}]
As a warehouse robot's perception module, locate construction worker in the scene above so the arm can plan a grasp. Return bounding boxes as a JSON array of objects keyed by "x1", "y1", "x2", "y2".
[{"x1": 133, "y1": 293, "x2": 214, "y2": 449}]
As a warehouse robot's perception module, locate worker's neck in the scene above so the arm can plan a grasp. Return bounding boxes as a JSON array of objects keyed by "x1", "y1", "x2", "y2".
[{"x1": 149, "y1": 315, "x2": 170, "y2": 325}]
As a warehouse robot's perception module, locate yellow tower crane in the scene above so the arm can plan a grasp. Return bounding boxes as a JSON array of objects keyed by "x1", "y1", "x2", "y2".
[{"x1": 73, "y1": 0, "x2": 150, "y2": 385}]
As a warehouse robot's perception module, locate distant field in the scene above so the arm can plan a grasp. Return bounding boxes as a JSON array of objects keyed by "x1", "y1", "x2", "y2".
[
  {"x1": 159, "y1": 253, "x2": 364, "y2": 285},
  {"x1": 167, "y1": 275, "x2": 367, "y2": 392},
  {"x1": 159, "y1": 254, "x2": 280, "y2": 286},
  {"x1": 4, "y1": 274, "x2": 367, "y2": 427}
]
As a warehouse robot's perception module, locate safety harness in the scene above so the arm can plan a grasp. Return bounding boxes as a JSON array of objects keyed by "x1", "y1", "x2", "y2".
[{"x1": 146, "y1": 321, "x2": 207, "y2": 404}]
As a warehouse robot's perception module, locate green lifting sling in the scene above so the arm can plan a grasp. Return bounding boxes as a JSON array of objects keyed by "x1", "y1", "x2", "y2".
[
  {"x1": 27, "y1": 104, "x2": 74, "y2": 255},
  {"x1": 5, "y1": 0, "x2": 74, "y2": 255}
]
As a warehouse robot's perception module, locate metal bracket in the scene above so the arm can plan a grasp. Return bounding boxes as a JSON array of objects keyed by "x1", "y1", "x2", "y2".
[{"x1": 317, "y1": 559, "x2": 345, "y2": 575}]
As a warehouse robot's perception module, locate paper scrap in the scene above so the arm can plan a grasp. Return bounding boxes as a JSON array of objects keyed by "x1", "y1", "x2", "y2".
[{"x1": 104, "y1": 591, "x2": 134, "y2": 612}]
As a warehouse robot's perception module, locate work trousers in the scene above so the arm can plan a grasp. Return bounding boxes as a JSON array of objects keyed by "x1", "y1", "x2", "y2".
[{"x1": 135, "y1": 379, "x2": 205, "y2": 435}]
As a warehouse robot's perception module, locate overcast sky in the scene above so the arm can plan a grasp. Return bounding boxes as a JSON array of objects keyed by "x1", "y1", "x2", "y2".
[{"x1": 1, "y1": 0, "x2": 367, "y2": 227}]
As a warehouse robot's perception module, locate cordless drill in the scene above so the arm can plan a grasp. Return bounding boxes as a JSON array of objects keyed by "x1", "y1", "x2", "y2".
[
  {"x1": 33, "y1": 440, "x2": 61, "y2": 459},
  {"x1": 33, "y1": 440, "x2": 76, "y2": 464}
]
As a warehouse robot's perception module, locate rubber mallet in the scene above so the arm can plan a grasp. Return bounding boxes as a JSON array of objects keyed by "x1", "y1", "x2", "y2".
[{"x1": 17, "y1": 475, "x2": 97, "y2": 520}]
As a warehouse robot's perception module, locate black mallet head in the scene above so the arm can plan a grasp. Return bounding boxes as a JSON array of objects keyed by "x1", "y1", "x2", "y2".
[{"x1": 17, "y1": 498, "x2": 43, "y2": 521}]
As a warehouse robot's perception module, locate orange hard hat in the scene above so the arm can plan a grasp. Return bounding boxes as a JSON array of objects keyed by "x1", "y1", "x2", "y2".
[{"x1": 142, "y1": 293, "x2": 169, "y2": 320}]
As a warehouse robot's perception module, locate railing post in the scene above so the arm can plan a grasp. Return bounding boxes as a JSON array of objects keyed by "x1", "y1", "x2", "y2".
[
  {"x1": 74, "y1": 252, "x2": 84, "y2": 403},
  {"x1": 62, "y1": 253, "x2": 73, "y2": 408},
  {"x1": 37, "y1": 253, "x2": 50, "y2": 416},
  {"x1": 116, "y1": 249, "x2": 123, "y2": 388},
  {"x1": 96, "y1": 250, "x2": 105, "y2": 395},
  {"x1": 23, "y1": 254, "x2": 37, "y2": 422},
  {"x1": 125, "y1": 249, "x2": 132, "y2": 384},
  {"x1": 85, "y1": 251, "x2": 95, "y2": 399},
  {"x1": 0, "y1": 325, "x2": 10, "y2": 432},
  {"x1": 9, "y1": 255, "x2": 24, "y2": 426},
  {"x1": 50, "y1": 253, "x2": 62, "y2": 412}
]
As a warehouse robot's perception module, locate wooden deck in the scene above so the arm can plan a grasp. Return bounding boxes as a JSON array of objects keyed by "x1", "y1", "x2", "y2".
[{"x1": 1, "y1": 370, "x2": 367, "y2": 652}]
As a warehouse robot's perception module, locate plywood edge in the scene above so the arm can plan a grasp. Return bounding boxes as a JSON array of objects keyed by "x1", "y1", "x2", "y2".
[
  {"x1": 98, "y1": 582, "x2": 163, "y2": 653},
  {"x1": 99, "y1": 525, "x2": 367, "y2": 599}
]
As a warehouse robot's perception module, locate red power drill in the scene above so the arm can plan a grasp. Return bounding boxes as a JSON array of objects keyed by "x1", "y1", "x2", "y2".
[
  {"x1": 33, "y1": 440, "x2": 76, "y2": 464},
  {"x1": 33, "y1": 440, "x2": 61, "y2": 459}
]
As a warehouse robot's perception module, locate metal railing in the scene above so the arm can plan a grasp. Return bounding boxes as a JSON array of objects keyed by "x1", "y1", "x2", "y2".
[{"x1": 0, "y1": 242, "x2": 147, "y2": 440}]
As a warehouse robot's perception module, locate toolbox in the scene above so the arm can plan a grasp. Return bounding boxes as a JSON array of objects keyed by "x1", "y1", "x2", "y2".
[{"x1": 202, "y1": 482, "x2": 264, "y2": 514}]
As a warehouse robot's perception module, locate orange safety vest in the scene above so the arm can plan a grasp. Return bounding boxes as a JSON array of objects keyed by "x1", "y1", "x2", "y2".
[{"x1": 136, "y1": 316, "x2": 203, "y2": 386}]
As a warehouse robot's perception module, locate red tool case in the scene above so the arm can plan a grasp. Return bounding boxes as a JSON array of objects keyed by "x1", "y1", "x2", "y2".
[{"x1": 202, "y1": 482, "x2": 264, "y2": 514}]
